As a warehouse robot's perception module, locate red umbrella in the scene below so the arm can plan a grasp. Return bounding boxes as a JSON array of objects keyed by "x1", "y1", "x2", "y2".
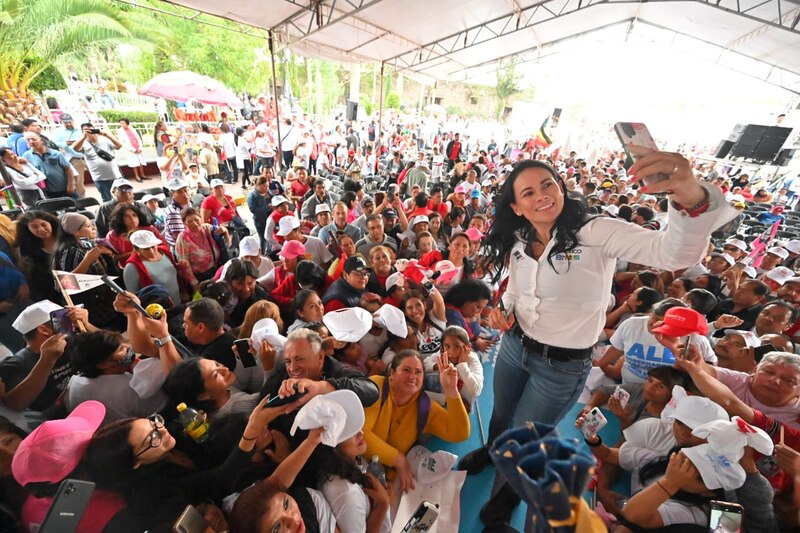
[{"x1": 139, "y1": 71, "x2": 240, "y2": 108}]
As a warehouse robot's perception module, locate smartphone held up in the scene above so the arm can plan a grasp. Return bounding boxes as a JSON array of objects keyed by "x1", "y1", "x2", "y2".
[{"x1": 614, "y1": 122, "x2": 669, "y2": 188}]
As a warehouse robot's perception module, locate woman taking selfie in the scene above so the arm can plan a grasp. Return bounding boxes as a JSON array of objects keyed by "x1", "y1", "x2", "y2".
[{"x1": 461, "y1": 151, "x2": 738, "y2": 528}]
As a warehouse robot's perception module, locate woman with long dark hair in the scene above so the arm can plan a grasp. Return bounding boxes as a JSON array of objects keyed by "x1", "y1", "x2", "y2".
[
  {"x1": 16, "y1": 210, "x2": 61, "y2": 302},
  {"x1": 106, "y1": 202, "x2": 167, "y2": 267},
  {"x1": 460, "y1": 154, "x2": 738, "y2": 529}
]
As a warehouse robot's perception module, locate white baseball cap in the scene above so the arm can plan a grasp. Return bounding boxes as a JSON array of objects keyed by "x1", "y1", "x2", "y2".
[
  {"x1": 740, "y1": 265, "x2": 757, "y2": 279},
  {"x1": 166, "y1": 177, "x2": 188, "y2": 191},
  {"x1": 373, "y1": 304, "x2": 408, "y2": 337},
  {"x1": 322, "y1": 307, "x2": 373, "y2": 342},
  {"x1": 711, "y1": 252, "x2": 735, "y2": 266},
  {"x1": 602, "y1": 205, "x2": 619, "y2": 216},
  {"x1": 210, "y1": 178, "x2": 225, "y2": 188},
  {"x1": 271, "y1": 195, "x2": 290, "y2": 207},
  {"x1": 276, "y1": 216, "x2": 300, "y2": 237},
  {"x1": 406, "y1": 445, "x2": 458, "y2": 484},
  {"x1": 683, "y1": 416, "x2": 773, "y2": 490},
  {"x1": 238, "y1": 235, "x2": 261, "y2": 257},
  {"x1": 141, "y1": 194, "x2": 160, "y2": 204},
  {"x1": 785, "y1": 240, "x2": 800, "y2": 255},
  {"x1": 315, "y1": 203, "x2": 331, "y2": 214},
  {"x1": 12, "y1": 300, "x2": 63, "y2": 334},
  {"x1": 410, "y1": 215, "x2": 429, "y2": 227},
  {"x1": 725, "y1": 238, "x2": 748, "y2": 252},
  {"x1": 385, "y1": 272, "x2": 405, "y2": 292},
  {"x1": 129, "y1": 230, "x2": 162, "y2": 249},
  {"x1": 722, "y1": 329, "x2": 761, "y2": 349},
  {"x1": 766, "y1": 266, "x2": 794, "y2": 286},
  {"x1": 661, "y1": 385, "x2": 728, "y2": 430},
  {"x1": 251, "y1": 318, "x2": 287, "y2": 353},
  {"x1": 767, "y1": 246, "x2": 789, "y2": 260},
  {"x1": 290, "y1": 390, "x2": 365, "y2": 447},
  {"x1": 112, "y1": 178, "x2": 133, "y2": 190}
]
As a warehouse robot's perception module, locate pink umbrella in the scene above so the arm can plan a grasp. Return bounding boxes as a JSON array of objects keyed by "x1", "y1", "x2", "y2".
[{"x1": 138, "y1": 71, "x2": 240, "y2": 108}]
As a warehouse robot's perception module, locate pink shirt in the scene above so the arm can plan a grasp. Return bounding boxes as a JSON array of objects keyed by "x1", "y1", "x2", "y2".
[{"x1": 716, "y1": 366, "x2": 800, "y2": 429}]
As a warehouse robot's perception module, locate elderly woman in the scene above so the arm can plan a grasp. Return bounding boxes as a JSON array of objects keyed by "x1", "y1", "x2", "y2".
[
  {"x1": 53, "y1": 212, "x2": 120, "y2": 327},
  {"x1": 0, "y1": 147, "x2": 45, "y2": 207},
  {"x1": 175, "y1": 207, "x2": 231, "y2": 283},
  {"x1": 16, "y1": 210, "x2": 60, "y2": 302},
  {"x1": 123, "y1": 229, "x2": 191, "y2": 304},
  {"x1": 64, "y1": 330, "x2": 167, "y2": 423},
  {"x1": 106, "y1": 202, "x2": 167, "y2": 267},
  {"x1": 200, "y1": 179, "x2": 239, "y2": 225},
  {"x1": 363, "y1": 350, "x2": 470, "y2": 492}
]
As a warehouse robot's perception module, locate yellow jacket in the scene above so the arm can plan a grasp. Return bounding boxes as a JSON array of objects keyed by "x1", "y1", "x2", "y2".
[{"x1": 363, "y1": 375, "x2": 470, "y2": 467}]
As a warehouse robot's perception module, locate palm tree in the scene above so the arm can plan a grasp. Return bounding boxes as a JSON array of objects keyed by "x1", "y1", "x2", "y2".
[{"x1": 0, "y1": 0, "x2": 150, "y2": 124}]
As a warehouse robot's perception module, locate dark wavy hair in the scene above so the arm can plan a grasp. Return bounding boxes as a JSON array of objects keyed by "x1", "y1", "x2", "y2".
[
  {"x1": 109, "y1": 202, "x2": 149, "y2": 235},
  {"x1": 480, "y1": 160, "x2": 591, "y2": 283},
  {"x1": 16, "y1": 210, "x2": 60, "y2": 260},
  {"x1": 65, "y1": 330, "x2": 124, "y2": 378},
  {"x1": 163, "y1": 357, "x2": 216, "y2": 413}
]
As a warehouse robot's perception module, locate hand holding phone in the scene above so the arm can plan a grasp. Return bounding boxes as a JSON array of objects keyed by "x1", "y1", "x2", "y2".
[
  {"x1": 614, "y1": 122, "x2": 668, "y2": 188},
  {"x1": 611, "y1": 386, "x2": 630, "y2": 409},
  {"x1": 50, "y1": 309, "x2": 76, "y2": 338},
  {"x1": 234, "y1": 339, "x2": 257, "y2": 368},
  {"x1": 265, "y1": 383, "x2": 308, "y2": 408},
  {"x1": 579, "y1": 407, "x2": 608, "y2": 438}
]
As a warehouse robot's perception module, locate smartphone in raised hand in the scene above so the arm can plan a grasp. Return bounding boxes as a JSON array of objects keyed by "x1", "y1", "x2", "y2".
[{"x1": 614, "y1": 122, "x2": 669, "y2": 187}]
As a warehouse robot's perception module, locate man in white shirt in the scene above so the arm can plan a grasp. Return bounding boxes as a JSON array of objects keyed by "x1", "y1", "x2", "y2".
[{"x1": 278, "y1": 216, "x2": 334, "y2": 267}]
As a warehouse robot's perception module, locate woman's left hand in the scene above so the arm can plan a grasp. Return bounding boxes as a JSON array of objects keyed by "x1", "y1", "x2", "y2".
[
  {"x1": 627, "y1": 147, "x2": 705, "y2": 207},
  {"x1": 438, "y1": 353, "x2": 459, "y2": 398}
]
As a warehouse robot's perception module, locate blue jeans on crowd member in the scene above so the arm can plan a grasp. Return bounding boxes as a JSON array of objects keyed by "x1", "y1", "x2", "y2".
[{"x1": 95, "y1": 180, "x2": 114, "y2": 202}]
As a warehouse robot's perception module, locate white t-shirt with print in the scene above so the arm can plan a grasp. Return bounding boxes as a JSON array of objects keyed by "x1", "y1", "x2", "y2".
[{"x1": 610, "y1": 315, "x2": 716, "y2": 384}]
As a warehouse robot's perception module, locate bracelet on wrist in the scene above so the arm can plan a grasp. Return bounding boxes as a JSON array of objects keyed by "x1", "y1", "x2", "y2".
[
  {"x1": 656, "y1": 480, "x2": 673, "y2": 498},
  {"x1": 241, "y1": 434, "x2": 258, "y2": 441}
]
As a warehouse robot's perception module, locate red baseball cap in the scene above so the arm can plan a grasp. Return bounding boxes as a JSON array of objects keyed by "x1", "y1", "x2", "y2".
[{"x1": 651, "y1": 307, "x2": 709, "y2": 337}]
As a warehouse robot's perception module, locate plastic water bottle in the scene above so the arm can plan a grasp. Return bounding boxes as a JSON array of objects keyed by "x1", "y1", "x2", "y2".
[
  {"x1": 176, "y1": 403, "x2": 210, "y2": 443},
  {"x1": 367, "y1": 455, "x2": 387, "y2": 486}
]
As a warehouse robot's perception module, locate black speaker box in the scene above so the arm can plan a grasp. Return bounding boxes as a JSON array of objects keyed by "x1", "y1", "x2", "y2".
[
  {"x1": 730, "y1": 125, "x2": 768, "y2": 158},
  {"x1": 754, "y1": 127, "x2": 792, "y2": 162},
  {"x1": 346, "y1": 100, "x2": 358, "y2": 121},
  {"x1": 715, "y1": 139, "x2": 734, "y2": 159}
]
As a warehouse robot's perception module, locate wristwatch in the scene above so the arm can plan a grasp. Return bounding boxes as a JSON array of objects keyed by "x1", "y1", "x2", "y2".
[{"x1": 153, "y1": 336, "x2": 172, "y2": 348}]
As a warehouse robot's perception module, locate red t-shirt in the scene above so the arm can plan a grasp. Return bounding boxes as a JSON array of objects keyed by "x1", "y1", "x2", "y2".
[
  {"x1": 269, "y1": 210, "x2": 287, "y2": 245},
  {"x1": 290, "y1": 181, "x2": 310, "y2": 212},
  {"x1": 201, "y1": 194, "x2": 238, "y2": 223},
  {"x1": 427, "y1": 200, "x2": 449, "y2": 218},
  {"x1": 751, "y1": 408, "x2": 799, "y2": 492}
]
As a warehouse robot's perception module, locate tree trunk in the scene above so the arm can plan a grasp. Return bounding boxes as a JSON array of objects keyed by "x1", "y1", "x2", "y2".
[{"x1": 0, "y1": 86, "x2": 42, "y2": 125}]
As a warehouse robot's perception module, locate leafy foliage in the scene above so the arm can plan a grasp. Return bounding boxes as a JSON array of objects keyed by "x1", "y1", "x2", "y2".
[
  {"x1": 495, "y1": 57, "x2": 523, "y2": 119},
  {"x1": 386, "y1": 93, "x2": 400, "y2": 109},
  {"x1": 28, "y1": 64, "x2": 67, "y2": 92},
  {"x1": 97, "y1": 109, "x2": 158, "y2": 123}
]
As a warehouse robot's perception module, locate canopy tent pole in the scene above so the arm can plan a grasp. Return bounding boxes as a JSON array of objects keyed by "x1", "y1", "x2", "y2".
[
  {"x1": 268, "y1": 31, "x2": 284, "y2": 171},
  {"x1": 377, "y1": 61, "x2": 385, "y2": 157}
]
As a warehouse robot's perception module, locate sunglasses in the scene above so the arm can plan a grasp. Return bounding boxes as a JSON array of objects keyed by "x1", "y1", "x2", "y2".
[{"x1": 135, "y1": 414, "x2": 165, "y2": 457}]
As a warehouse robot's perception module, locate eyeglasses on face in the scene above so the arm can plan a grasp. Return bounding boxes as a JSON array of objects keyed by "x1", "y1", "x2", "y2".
[{"x1": 134, "y1": 413, "x2": 165, "y2": 457}]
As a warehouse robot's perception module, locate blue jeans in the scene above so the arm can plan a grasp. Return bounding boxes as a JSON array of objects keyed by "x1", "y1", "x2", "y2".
[
  {"x1": 95, "y1": 180, "x2": 114, "y2": 202},
  {"x1": 487, "y1": 331, "x2": 592, "y2": 444}
]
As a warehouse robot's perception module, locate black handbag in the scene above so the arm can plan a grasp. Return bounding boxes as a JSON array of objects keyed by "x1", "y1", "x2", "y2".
[{"x1": 90, "y1": 142, "x2": 115, "y2": 162}]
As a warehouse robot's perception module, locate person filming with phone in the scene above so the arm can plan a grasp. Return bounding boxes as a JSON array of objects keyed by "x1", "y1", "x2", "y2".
[
  {"x1": 461, "y1": 146, "x2": 739, "y2": 529},
  {"x1": 72, "y1": 123, "x2": 123, "y2": 203}
]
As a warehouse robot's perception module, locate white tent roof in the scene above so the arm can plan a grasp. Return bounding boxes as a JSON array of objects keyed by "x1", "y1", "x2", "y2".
[{"x1": 164, "y1": 0, "x2": 800, "y2": 93}]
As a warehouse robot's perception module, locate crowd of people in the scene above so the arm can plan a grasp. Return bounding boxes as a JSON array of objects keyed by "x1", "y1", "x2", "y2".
[{"x1": 0, "y1": 103, "x2": 800, "y2": 533}]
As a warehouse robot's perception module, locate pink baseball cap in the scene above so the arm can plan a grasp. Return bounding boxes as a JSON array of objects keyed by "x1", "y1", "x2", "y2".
[
  {"x1": 279, "y1": 240, "x2": 306, "y2": 259},
  {"x1": 454, "y1": 184, "x2": 467, "y2": 194},
  {"x1": 12, "y1": 400, "x2": 106, "y2": 486},
  {"x1": 433, "y1": 260, "x2": 459, "y2": 285},
  {"x1": 464, "y1": 227, "x2": 484, "y2": 242}
]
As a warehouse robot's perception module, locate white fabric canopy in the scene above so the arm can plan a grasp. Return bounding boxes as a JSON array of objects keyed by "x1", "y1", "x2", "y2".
[{"x1": 164, "y1": 0, "x2": 800, "y2": 93}]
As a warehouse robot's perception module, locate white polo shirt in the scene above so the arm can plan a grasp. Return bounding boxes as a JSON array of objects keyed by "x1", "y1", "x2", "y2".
[{"x1": 501, "y1": 183, "x2": 738, "y2": 349}]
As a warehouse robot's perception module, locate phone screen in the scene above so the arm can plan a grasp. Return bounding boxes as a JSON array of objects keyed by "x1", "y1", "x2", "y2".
[
  {"x1": 50, "y1": 309, "x2": 75, "y2": 337},
  {"x1": 235, "y1": 339, "x2": 256, "y2": 368},
  {"x1": 708, "y1": 501, "x2": 743, "y2": 532}
]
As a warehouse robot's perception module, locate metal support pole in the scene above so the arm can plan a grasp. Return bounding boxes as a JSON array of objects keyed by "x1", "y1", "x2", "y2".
[
  {"x1": 269, "y1": 31, "x2": 284, "y2": 173},
  {"x1": 377, "y1": 61, "x2": 385, "y2": 155}
]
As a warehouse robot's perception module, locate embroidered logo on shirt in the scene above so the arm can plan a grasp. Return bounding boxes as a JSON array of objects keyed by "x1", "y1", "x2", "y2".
[{"x1": 554, "y1": 248, "x2": 582, "y2": 262}]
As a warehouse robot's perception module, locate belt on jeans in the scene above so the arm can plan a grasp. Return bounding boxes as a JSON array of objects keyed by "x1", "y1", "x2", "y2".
[{"x1": 510, "y1": 323, "x2": 592, "y2": 362}]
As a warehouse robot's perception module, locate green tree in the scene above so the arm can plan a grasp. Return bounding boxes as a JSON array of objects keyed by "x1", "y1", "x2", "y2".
[
  {"x1": 495, "y1": 57, "x2": 523, "y2": 119},
  {"x1": 0, "y1": 0, "x2": 150, "y2": 124},
  {"x1": 386, "y1": 93, "x2": 400, "y2": 109}
]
